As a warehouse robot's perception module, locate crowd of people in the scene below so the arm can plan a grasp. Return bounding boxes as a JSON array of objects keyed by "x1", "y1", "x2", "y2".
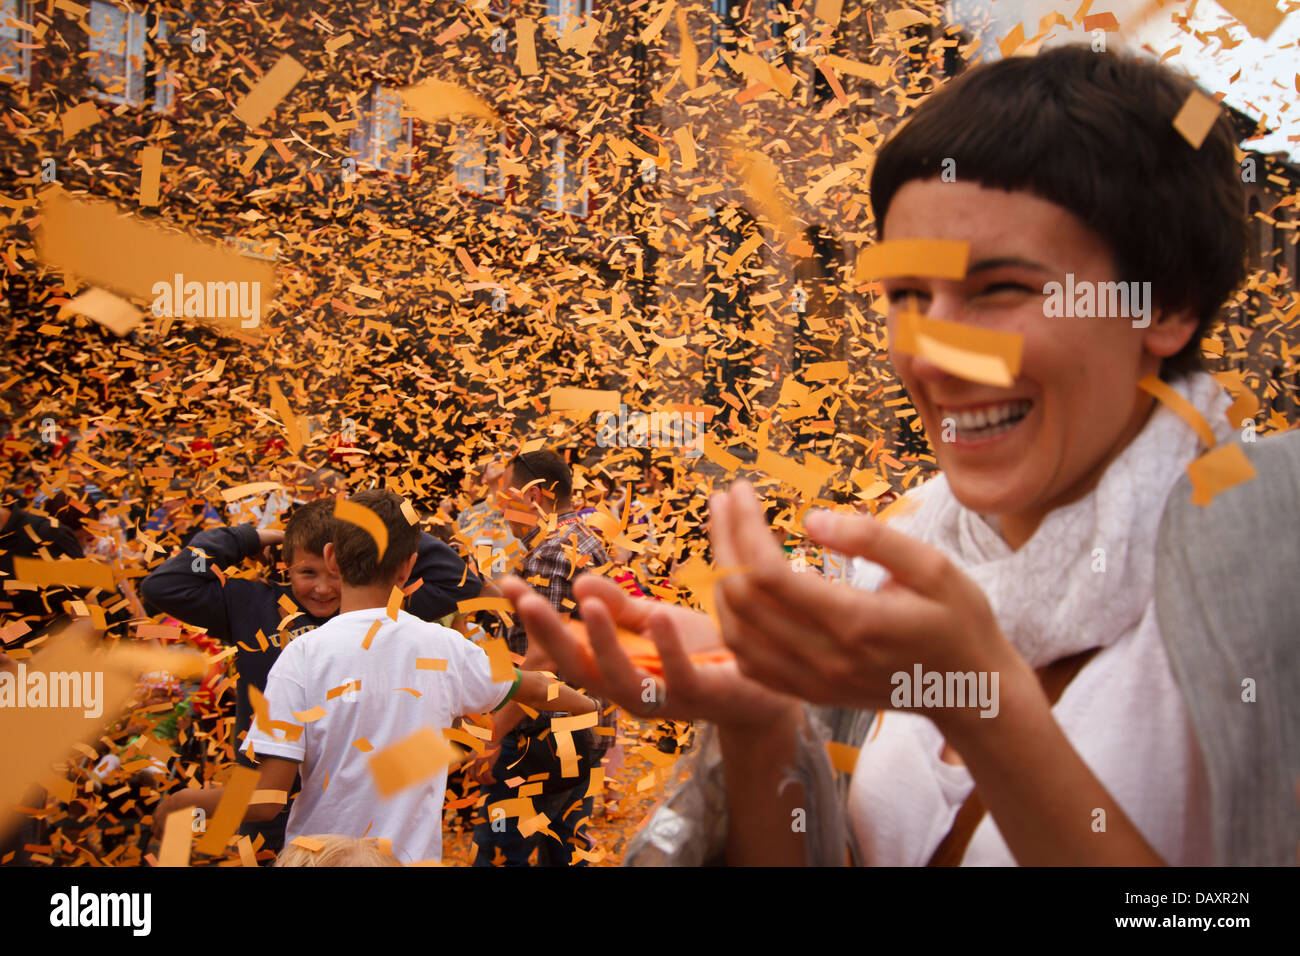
[
  {"x1": 2, "y1": 441, "x2": 787, "y2": 865},
  {"x1": 2, "y1": 45, "x2": 1298, "y2": 869}
]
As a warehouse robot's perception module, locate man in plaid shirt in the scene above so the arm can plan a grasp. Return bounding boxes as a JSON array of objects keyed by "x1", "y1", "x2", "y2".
[{"x1": 471, "y1": 449, "x2": 613, "y2": 866}]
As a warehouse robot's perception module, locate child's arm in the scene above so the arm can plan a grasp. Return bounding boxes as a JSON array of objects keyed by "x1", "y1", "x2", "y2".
[
  {"x1": 467, "y1": 673, "x2": 597, "y2": 785},
  {"x1": 508, "y1": 669, "x2": 597, "y2": 716},
  {"x1": 404, "y1": 533, "x2": 484, "y2": 623},
  {"x1": 139, "y1": 525, "x2": 267, "y2": 641},
  {"x1": 152, "y1": 755, "x2": 299, "y2": 841}
]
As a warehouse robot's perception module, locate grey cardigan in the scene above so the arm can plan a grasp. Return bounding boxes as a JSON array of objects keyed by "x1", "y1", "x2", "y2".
[
  {"x1": 1154, "y1": 428, "x2": 1300, "y2": 866},
  {"x1": 625, "y1": 430, "x2": 1300, "y2": 866}
]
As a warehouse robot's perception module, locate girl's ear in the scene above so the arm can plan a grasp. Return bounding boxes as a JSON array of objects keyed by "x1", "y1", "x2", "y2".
[{"x1": 1142, "y1": 307, "x2": 1199, "y2": 360}]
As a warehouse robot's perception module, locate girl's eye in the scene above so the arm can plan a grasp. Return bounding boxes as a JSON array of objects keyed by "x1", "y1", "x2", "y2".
[
  {"x1": 886, "y1": 289, "x2": 930, "y2": 305},
  {"x1": 976, "y1": 282, "x2": 1036, "y2": 297}
]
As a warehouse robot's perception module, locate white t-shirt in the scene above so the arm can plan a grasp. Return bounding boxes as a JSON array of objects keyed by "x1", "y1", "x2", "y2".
[
  {"x1": 243, "y1": 608, "x2": 514, "y2": 863},
  {"x1": 847, "y1": 601, "x2": 1213, "y2": 866}
]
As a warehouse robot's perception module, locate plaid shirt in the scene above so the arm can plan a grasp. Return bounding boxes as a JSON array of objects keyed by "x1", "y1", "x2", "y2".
[{"x1": 508, "y1": 514, "x2": 616, "y2": 754}]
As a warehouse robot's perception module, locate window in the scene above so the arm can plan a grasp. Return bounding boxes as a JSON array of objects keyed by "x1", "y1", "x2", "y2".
[
  {"x1": 0, "y1": 0, "x2": 32, "y2": 85},
  {"x1": 765, "y1": 0, "x2": 795, "y2": 68},
  {"x1": 87, "y1": 2, "x2": 172, "y2": 110},
  {"x1": 712, "y1": 0, "x2": 743, "y2": 58},
  {"x1": 545, "y1": 133, "x2": 587, "y2": 216},
  {"x1": 452, "y1": 127, "x2": 505, "y2": 200},
  {"x1": 547, "y1": 0, "x2": 592, "y2": 36},
  {"x1": 349, "y1": 84, "x2": 413, "y2": 176}
]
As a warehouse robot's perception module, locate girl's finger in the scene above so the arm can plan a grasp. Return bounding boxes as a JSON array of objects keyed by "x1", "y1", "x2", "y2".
[
  {"x1": 804, "y1": 509, "x2": 958, "y2": 602},
  {"x1": 512, "y1": 589, "x2": 603, "y2": 692},
  {"x1": 581, "y1": 594, "x2": 656, "y2": 711}
]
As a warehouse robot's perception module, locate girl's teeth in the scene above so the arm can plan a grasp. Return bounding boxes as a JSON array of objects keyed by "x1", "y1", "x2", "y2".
[{"x1": 943, "y1": 401, "x2": 1031, "y2": 437}]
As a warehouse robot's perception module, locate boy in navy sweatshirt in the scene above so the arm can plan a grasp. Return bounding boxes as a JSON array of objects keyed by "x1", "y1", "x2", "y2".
[{"x1": 140, "y1": 496, "x2": 482, "y2": 852}]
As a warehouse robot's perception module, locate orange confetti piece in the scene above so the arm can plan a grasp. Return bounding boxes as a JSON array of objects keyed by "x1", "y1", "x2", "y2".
[
  {"x1": 482, "y1": 637, "x2": 515, "y2": 683},
  {"x1": 825, "y1": 741, "x2": 861, "y2": 774},
  {"x1": 194, "y1": 765, "x2": 261, "y2": 855},
  {"x1": 893, "y1": 312, "x2": 1024, "y2": 387},
  {"x1": 415, "y1": 658, "x2": 448, "y2": 671},
  {"x1": 1138, "y1": 376, "x2": 1218, "y2": 449},
  {"x1": 12, "y1": 557, "x2": 115, "y2": 591},
  {"x1": 516, "y1": 18, "x2": 539, "y2": 76},
  {"x1": 1186, "y1": 443, "x2": 1258, "y2": 506},
  {"x1": 856, "y1": 239, "x2": 969, "y2": 282},
  {"x1": 292, "y1": 705, "x2": 327, "y2": 723},
  {"x1": 57, "y1": 288, "x2": 142, "y2": 337},
  {"x1": 368, "y1": 726, "x2": 454, "y2": 799},
  {"x1": 675, "y1": 7, "x2": 697, "y2": 89},
  {"x1": 453, "y1": 597, "x2": 512, "y2": 616},
  {"x1": 550, "y1": 386, "x2": 621, "y2": 411},
  {"x1": 334, "y1": 498, "x2": 388, "y2": 562},
  {"x1": 60, "y1": 101, "x2": 99, "y2": 140},
  {"x1": 565, "y1": 619, "x2": 731, "y2": 677},
  {"x1": 156, "y1": 810, "x2": 193, "y2": 867},
  {"x1": 1172, "y1": 90, "x2": 1222, "y2": 150},
  {"x1": 400, "y1": 80, "x2": 500, "y2": 127},
  {"x1": 35, "y1": 192, "x2": 275, "y2": 333},
  {"x1": 233, "y1": 54, "x2": 306, "y2": 128},
  {"x1": 139, "y1": 146, "x2": 162, "y2": 207},
  {"x1": 1215, "y1": 0, "x2": 1286, "y2": 39}
]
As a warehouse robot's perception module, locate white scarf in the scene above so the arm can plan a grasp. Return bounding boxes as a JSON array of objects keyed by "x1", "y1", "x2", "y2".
[{"x1": 852, "y1": 372, "x2": 1234, "y2": 667}]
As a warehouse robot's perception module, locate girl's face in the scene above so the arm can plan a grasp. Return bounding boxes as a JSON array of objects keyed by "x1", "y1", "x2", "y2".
[{"x1": 881, "y1": 181, "x2": 1198, "y2": 548}]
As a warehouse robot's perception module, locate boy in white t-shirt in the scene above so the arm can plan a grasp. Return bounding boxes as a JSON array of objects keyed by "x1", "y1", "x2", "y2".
[{"x1": 153, "y1": 489, "x2": 597, "y2": 863}]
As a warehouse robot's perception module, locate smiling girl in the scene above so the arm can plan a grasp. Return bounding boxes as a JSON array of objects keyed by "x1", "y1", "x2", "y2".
[{"x1": 498, "y1": 46, "x2": 1285, "y2": 866}]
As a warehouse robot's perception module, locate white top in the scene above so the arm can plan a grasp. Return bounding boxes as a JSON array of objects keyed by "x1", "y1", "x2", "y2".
[
  {"x1": 844, "y1": 373, "x2": 1229, "y2": 866},
  {"x1": 244, "y1": 608, "x2": 513, "y2": 863},
  {"x1": 847, "y1": 601, "x2": 1213, "y2": 865}
]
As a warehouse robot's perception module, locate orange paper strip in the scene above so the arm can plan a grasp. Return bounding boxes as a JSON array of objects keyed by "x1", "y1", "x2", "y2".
[
  {"x1": 12, "y1": 557, "x2": 115, "y2": 591},
  {"x1": 58, "y1": 287, "x2": 142, "y2": 337},
  {"x1": 455, "y1": 596, "x2": 515, "y2": 614},
  {"x1": 233, "y1": 55, "x2": 306, "y2": 128},
  {"x1": 35, "y1": 192, "x2": 275, "y2": 332},
  {"x1": 334, "y1": 498, "x2": 388, "y2": 562},
  {"x1": 61, "y1": 101, "x2": 99, "y2": 140},
  {"x1": 1172, "y1": 90, "x2": 1221, "y2": 150},
  {"x1": 482, "y1": 637, "x2": 515, "y2": 683},
  {"x1": 194, "y1": 765, "x2": 261, "y2": 855},
  {"x1": 368, "y1": 726, "x2": 454, "y2": 799},
  {"x1": 156, "y1": 810, "x2": 193, "y2": 867},
  {"x1": 516, "y1": 18, "x2": 539, "y2": 76},
  {"x1": 893, "y1": 312, "x2": 1023, "y2": 387},
  {"x1": 139, "y1": 146, "x2": 162, "y2": 207},
  {"x1": 550, "y1": 387, "x2": 621, "y2": 411},
  {"x1": 857, "y1": 239, "x2": 969, "y2": 282},
  {"x1": 1186, "y1": 442, "x2": 1258, "y2": 506}
]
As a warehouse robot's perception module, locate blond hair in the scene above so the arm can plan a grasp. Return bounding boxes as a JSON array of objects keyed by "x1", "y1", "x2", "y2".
[{"x1": 273, "y1": 835, "x2": 402, "y2": 868}]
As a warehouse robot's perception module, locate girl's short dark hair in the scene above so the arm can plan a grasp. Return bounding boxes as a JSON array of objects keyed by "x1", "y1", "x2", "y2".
[{"x1": 870, "y1": 45, "x2": 1247, "y2": 379}]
